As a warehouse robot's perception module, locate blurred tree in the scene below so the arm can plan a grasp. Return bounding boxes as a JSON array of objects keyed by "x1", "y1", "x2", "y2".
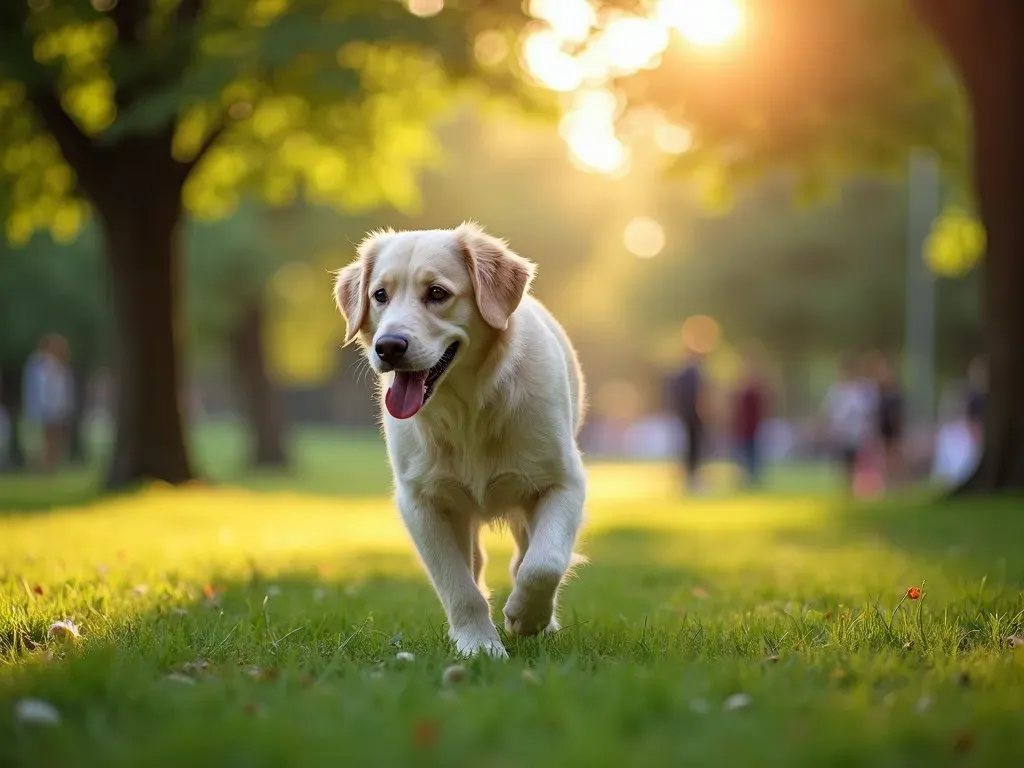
[
  {"x1": 0, "y1": 226, "x2": 108, "y2": 468},
  {"x1": 0, "y1": 0, "x2": 538, "y2": 489},
  {"x1": 562, "y1": 0, "x2": 1015, "y2": 490}
]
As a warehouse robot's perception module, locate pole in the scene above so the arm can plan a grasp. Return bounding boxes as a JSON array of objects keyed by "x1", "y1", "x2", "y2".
[{"x1": 905, "y1": 150, "x2": 941, "y2": 427}]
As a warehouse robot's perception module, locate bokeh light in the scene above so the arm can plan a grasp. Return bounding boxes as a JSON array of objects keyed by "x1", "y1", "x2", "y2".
[
  {"x1": 528, "y1": 0, "x2": 595, "y2": 44},
  {"x1": 681, "y1": 314, "x2": 721, "y2": 354},
  {"x1": 623, "y1": 216, "x2": 666, "y2": 258},
  {"x1": 474, "y1": 30, "x2": 509, "y2": 67},
  {"x1": 559, "y1": 89, "x2": 629, "y2": 174},
  {"x1": 655, "y1": 122, "x2": 694, "y2": 154},
  {"x1": 406, "y1": 0, "x2": 443, "y2": 18},
  {"x1": 657, "y1": 0, "x2": 744, "y2": 46}
]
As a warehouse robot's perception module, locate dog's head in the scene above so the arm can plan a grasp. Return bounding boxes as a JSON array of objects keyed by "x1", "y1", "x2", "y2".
[{"x1": 333, "y1": 222, "x2": 535, "y2": 420}]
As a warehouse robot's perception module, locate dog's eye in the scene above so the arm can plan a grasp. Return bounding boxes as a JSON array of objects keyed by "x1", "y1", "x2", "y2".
[
  {"x1": 372, "y1": 288, "x2": 388, "y2": 304},
  {"x1": 426, "y1": 286, "x2": 449, "y2": 303}
]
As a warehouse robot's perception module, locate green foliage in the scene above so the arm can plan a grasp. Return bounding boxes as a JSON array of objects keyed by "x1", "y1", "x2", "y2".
[
  {"x1": 0, "y1": 0, "x2": 546, "y2": 243},
  {"x1": 0, "y1": 224, "x2": 108, "y2": 368}
]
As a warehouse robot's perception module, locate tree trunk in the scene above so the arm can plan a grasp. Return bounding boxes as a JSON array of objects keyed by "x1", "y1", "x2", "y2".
[
  {"x1": 229, "y1": 300, "x2": 289, "y2": 469},
  {"x1": 97, "y1": 191, "x2": 193, "y2": 489},
  {"x1": 0, "y1": 361, "x2": 26, "y2": 470},
  {"x1": 917, "y1": 1, "x2": 1024, "y2": 492}
]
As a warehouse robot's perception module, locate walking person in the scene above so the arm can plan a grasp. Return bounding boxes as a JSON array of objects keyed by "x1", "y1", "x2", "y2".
[
  {"x1": 874, "y1": 354, "x2": 905, "y2": 487},
  {"x1": 22, "y1": 334, "x2": 74, "y2": 473},
  {"x1": 820, "y1": 355, "x2": 875, "y2": 492},
  {"x1": 732, "y1": 348, "x2": 770, "y2": 487},
  {"x1": 667, "y1": 349, "x2": 706, "y2": 491}
]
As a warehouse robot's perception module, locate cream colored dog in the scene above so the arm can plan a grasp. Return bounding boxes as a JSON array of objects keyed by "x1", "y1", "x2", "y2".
[{"x1": 333, "y1": 222, "x2": 586, "y2": 658}]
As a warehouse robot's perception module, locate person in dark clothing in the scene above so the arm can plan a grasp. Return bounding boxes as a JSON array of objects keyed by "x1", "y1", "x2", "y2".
[
  {"x1": 667, "y1": 352, "x2": 705, "y2": 489},
  {"x1": 733, "y1": 351, "x2": 770, "y2": 486},
  {"x1": 874, "y1": 355, "x2": 904, "y2": 485},
  {"x1": 966, "y1": 355, "x2": 987, "y2": 436}
]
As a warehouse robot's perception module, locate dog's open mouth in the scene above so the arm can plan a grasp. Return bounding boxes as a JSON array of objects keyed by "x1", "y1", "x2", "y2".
[{"x1": 384, "y1": 342, "x2": 459, "y2": 420}]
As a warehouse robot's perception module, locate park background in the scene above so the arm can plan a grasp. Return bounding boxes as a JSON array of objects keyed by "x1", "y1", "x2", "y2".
[{"x1": 2, "y1": 1, "x2": 1023, "y2": 766}]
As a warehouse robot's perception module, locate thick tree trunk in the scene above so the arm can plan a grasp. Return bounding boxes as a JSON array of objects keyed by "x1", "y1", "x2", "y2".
[
  {"x1": 98, "y1": 191, "x2": 193, "y2": 489},
  {"x1": 229, "y1": 300, "x2": 289, "y2": 469},
  {"x1": 0, "y1": 361, "x2": 27, "y2": 470},
  {"x1": 917, "y1": 1, "x2": 1024, "y2": 493}
]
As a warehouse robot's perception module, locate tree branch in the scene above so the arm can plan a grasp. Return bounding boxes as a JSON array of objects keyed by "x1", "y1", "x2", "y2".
[{"x1": 174, "y1": 118, "x2": 224, "y2": 182}]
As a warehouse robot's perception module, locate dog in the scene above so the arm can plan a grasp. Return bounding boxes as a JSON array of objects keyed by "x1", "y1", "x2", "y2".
[{"x1": 333, "y1": 222, "x2": 587, "y2": 657}]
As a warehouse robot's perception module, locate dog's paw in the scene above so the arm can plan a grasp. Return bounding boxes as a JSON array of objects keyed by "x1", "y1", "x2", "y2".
[
  {"x1": 503, "y1": 566, "x2": 562, "y2": 637},
  {"x1": 449, "y1": 625, "x2": 508, "y2": 659}
]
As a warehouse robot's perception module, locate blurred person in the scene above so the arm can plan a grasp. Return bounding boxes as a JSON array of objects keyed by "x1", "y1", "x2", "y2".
[
  {"x1": 820, "y1": 354, "x2": 876, "y2": 491},
  {"x1": 732, "y1": 348, "x2": 771, "y2": 487},
  {"x1": 22, "y1": 334, "x2": 74, "y2": 473},
  {"x1": 965, "y1": 355, "x2": 987, "y2": 439},
  {"x1": 666, "y1": 349, "x2": 706, "y2": 490},
  {"x1": 874, "y1": 354, "x2": 905, "y2": 486}
]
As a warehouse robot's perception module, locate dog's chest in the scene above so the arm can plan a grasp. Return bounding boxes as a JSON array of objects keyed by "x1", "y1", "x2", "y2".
[{"x1": 415, "y1": 429, "x2": 558, "y2": 516}]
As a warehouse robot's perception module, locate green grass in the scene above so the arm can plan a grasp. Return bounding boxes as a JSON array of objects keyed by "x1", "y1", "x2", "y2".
[{"x1": 2, "y1": 428, "x2": 1024, "y2": 766}]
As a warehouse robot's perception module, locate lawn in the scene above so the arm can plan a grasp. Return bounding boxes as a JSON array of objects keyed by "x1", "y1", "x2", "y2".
[{"x1": 2, "y1": 427, "x2": 1024, "y2": 766}]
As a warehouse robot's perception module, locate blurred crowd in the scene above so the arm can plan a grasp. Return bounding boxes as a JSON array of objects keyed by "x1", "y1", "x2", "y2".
[{"x1": 659, "y1": 345, "x2": 987, "y2": 495}]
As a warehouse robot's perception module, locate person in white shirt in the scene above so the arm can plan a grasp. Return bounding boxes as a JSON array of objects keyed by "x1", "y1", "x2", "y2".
[{"x1": 821, "y1": 355, "x2": 877, "y2": 490}]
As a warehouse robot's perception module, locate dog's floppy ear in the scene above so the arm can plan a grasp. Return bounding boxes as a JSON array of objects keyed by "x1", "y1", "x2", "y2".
[
  {"x1": 333, "y1": 230, "x2": 386, "y2": 346},
  {"x1": 456, "y1": 222, "x2": 535, "y2": 331}
]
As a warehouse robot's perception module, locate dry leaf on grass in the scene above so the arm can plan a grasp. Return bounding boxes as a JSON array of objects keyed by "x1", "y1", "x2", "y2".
[
  {"x1": 1005, "y1": 635, "x2": 1024, "y2": 648},
  {"x1": 442, "y1": 665, "x2": 466, "y2": 686},
  {"x1": 412, "y1": 719, "x2": 438, "y2": 748},
  {"x1": 47, "y1": 620, "x2": 80, "y2": 642},
  {"x1": 31, "y1": 585, "x2": 43, "y2": 596},
  {"x1": 14, "y1": 699, "x2": 61, "y2": 726}
]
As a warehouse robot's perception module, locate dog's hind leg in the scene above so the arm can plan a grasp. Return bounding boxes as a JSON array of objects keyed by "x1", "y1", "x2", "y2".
[{"x1": 503, "y1": 469, "x2": 585, "y2": 637}]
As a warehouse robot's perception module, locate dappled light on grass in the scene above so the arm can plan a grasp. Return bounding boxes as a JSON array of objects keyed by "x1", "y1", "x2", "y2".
[{"x1": 3, "y1": 465, "x2": 1024, "y2": 763}]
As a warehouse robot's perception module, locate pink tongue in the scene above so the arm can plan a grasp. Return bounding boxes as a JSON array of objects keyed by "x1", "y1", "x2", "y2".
[{"x1": 385, "y1": 370, "x2": 429, "y2": 419}]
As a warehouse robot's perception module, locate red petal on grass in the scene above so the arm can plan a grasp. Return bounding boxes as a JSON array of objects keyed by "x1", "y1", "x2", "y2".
[{"x1": 31, "y1": 585, "x2": 43, "y2": 596}]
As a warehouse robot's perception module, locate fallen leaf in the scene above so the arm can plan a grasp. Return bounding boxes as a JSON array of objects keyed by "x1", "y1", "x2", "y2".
[
  {"x1": 1005, "y1": 635, "x2": 1024, "y2": 648},
  {"x1": 14, "y1": 699, "x2": 61, "y2": 726},
  {"x1": 442, "y1": 665, "x2": 466, "y2": 686},
  {"x1": 723, "y1": 693, "x2": 752, "y2": 712},
  {"x1": 396, "y1": 651, "x2": 416, "y2": 662},
  {"x1": 202, "y1": 584, "x2": 217, "y2": 599},
  {"x1": 824, "y1": 611, "x2": 833, "y2": 620},
  {"x1": 691, "y1": 586, "x2": 709, "y2": 599},
  {"x1": 166, "y1": 673, "x2": 196, "y2": 685},
  {"x1": 412, "y1": 719, "x2": 438, "y2": 748},
  {"x1": 47, "y1": 620, "x2": 81, "y2": 642},
  {"x1": 952, "y1": 731, "x2": 975, "y2": 754},
  {"x1": 31, "y1": 585, "x2": 44, "y2": 596}
]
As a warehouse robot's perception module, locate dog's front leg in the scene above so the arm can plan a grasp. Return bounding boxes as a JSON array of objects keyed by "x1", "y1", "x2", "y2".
[
  {"x1": 398, "y1": 490, "x2": 507, "y2": 658},
  {"x1": 503, "y1": 471, "x2": 585, "y2": 637}
]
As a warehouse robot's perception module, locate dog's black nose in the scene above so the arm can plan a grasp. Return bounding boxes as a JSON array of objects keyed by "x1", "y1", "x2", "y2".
[{"x1": 375, "y1": 335, "x2": 408, "y2": 366}]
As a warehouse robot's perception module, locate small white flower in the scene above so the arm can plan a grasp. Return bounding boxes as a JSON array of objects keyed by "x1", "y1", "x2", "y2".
[
  {"x1": 689, "y1": 698, "x2": 710, "y2": 714},
  {"x1": 395, "y1": 651, "x2": 416, "y2": 662},
  {"x1": 46, "y1": 620, "x2": 81, "y2": 642},
  {"x1": 723, "y1": 693, "x2": 752, "y2": 712},
  {"x1": 14, "y1": 699, "x2": 61, "y2": 726}
]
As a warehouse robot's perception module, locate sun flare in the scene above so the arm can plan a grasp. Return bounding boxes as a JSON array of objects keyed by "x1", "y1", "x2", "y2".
[{"x1": 657, "y1": 0, "x2": 743, "y2": 47}]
